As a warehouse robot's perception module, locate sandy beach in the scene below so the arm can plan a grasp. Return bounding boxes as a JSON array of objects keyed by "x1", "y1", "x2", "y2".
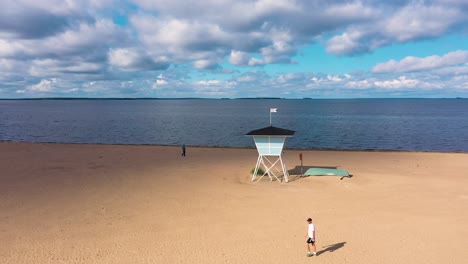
[{"x1": 1, "y1": 142, "x2": 467, "y2": 264}]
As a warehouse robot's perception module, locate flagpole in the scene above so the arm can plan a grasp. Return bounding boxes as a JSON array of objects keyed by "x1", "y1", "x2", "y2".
[
  {"x1": 270, "y1": 110, "x2": 272, "y2": 126},
  {"x1": 269, "y1": 108, "x2": 277, "y2": 126}
]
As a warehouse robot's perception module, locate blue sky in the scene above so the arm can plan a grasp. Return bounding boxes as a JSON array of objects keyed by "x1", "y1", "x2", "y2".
[{"x1": 0, "y1": 0, "x2": 467, "y2": 98}]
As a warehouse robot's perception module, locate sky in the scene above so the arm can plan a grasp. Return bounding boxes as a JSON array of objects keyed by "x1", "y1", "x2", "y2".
[{"x1": 0, "y1": 0, "x2": 467, "y2": 98}]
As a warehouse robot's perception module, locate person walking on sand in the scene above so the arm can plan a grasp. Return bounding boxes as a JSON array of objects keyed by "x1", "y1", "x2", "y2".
[
  {"x1": 305, "y1": 217, "x2": 316, "y2": 257},
  {"x1": 181, "y1": 144, "x2": 186, "y2": 157}
]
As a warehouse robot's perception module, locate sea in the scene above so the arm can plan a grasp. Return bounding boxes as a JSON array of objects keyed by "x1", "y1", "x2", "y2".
[{"x1": 1, "y1": 99, "x2": 467, "y2": 152}]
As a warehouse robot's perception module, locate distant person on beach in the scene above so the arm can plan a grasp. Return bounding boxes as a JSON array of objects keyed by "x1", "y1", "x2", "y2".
[
  {"x1": 305, "y1": 218, "x2": 316, "y2": 257},
  {"x1": 181, "y1": 144, "x2": 186, "y2": 157}
]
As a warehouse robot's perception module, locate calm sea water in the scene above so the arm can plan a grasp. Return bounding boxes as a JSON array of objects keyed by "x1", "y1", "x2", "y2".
[{"x1": 1, "y1": 99, "x2": 467, "y2": 152}]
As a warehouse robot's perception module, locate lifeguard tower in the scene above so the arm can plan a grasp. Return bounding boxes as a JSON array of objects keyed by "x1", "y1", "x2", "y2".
[{"x1": 246, "y1": 126, "x2": 295, "y2": 183}]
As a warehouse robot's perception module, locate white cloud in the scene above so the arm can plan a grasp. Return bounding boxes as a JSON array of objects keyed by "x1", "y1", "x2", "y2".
[
  {"x1": 152, "y1": 79, "x2": 168, "y2": 90},
  {"x1": 108, "y1": 48, "x2": 167, "y2": 71},
  {"x1": 384, "y1": 2, "x2": 463, "y2": 42},
  {"x1": 129, "y1": 1, "x2": 384, "y2": 65},
  {"x1": 325, "y1": 1, "x2": 467, "y2": 55},
  {"x1": 374, "y1": 76, "x2": 419, "y2": 89},
  {"x1": 29, "y1": 59, "x2": 103, "y2": 77},
  {"x1": 327, "y1": 75, "x2": 343, "y2": 82},
  {"x1": 64, "y1": 62, "x2": 101, "y2": 73},
  {"x1": 17, "y1": 78, "x2": 57, "y2": 93},
  {"x1": 277, "y1": 73, "x2": 304, "y2": 83},
  {"x1": 193, "y1": 59, "x2": 219, "y2": 70},
  {"x1": 155, "y1": 79, "x2": 167, "y2": 85},
  {"x1": 197, "y1": 80, "x2": 222, "y2": 86},
  {"x1": 345, "y1": 79, "x2": 373, "y2": 89},
  {"x1": 133, "y1": 0, "x2": 300, "y2": 30},
  {"x1": 120, "y1": 81, "x2": 133, "y2": 88},
  {"x1": 1, "y1": 18, "x2": 130, "y2": 83},
  {"x1": 322, "y1": 1, "x2": 378, "y2": 21},
  {"x1": 229, "y1": 50, "x2": 265, "y2": 66},
  {"x1": 372, "y1": 50, "x2": 468, "y2": 73},
  {"x1": 41, "y1": 19, "x2": 125, "y2": 56},
  {"x1": 131, "y1": 16, "x2": 229, "y2": 58},
  {"x1": 109, "y1": 49, "x2": 140, "y2": 68},
  {"x1": 0, "y1": 58, "x2": 22, "y2": 72},
  {"x1": 434, "y1": 66, "x2": 468, "y2": 76},
  {"x1": 236, "y1": 75, "x2": 257, "y2": 83},
  {"x1": 0, "y1": 40, "x2": 24, "y2": 57},
  {"x1": 9, "y1": 0, "x2": 88, "y2": 15},
  {"x1": 229, "y1": 50, "x2": 251, "y2": 66},
  {"x1": 30, "y1": 78, "x2": 56, "y2": 91},
  {"x1": 326, "y1": 29, "x2": 370, "y2": 55},
  {"x1": 1, "y1": 0, "x2": 468, "y2": 98}
]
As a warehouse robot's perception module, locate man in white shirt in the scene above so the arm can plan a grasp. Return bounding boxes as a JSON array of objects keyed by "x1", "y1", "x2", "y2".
[{"x1": 305, "y1": 218, "x2": 316, "y2": 257}]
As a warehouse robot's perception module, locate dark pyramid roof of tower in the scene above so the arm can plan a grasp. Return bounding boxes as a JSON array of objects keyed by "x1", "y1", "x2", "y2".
[{"x1": 245, "y1": 126, "x2": 295, "y2": 136}]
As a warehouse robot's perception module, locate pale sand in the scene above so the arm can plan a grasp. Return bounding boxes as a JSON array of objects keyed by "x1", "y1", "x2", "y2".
[{"x1": 1, "y1": 142, "x2": 467, "y2": 264}]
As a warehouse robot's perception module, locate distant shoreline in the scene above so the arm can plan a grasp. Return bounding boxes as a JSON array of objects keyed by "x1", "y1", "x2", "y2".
[
  {"x1": 1, "y1": 141, "x2": 466, "y2": 154},
  {"x1": 0, "y1": 97, "x2": 466, "y2": 100}
]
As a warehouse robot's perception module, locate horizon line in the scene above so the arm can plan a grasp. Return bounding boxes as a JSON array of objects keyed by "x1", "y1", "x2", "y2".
[{"x1": 0, "y1": 97, "x2": 466, "y2": 100}]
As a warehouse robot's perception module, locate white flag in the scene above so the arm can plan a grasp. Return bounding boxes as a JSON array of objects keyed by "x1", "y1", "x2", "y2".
[{"x1": 270, "y1": 108, "x2": 277, "y2": 113}]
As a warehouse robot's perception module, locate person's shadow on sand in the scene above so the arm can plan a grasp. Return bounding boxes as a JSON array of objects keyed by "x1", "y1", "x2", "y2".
[{"x1": 317, "y1": 242, "x2": 346, "y2": 256}]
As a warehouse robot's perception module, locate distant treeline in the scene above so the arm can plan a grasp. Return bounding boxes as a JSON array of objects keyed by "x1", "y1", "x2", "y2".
[
  {"x1": 0, "y1": 97, "x2": 286, "y2": 100},
  {"x1": 0, "y1": 97, "x2": 465, "y2": 100}
]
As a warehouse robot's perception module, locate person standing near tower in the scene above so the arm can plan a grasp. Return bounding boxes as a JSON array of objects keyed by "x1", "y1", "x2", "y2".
[
  {"x1": 181, "y1": 144, "x2": 186, "y2": 157},
  {"x1": 305, "y1": 217, "x2": 316, "y2": 257}
]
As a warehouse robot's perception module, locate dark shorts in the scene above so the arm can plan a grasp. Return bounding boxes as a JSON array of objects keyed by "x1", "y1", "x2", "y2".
[{"x1": 306, "y1": 238, "x2": 315, "y2": 244}]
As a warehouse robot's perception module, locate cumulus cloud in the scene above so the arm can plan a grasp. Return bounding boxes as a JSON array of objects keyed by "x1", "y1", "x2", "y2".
[
  {"x1": 17, "y1": 78, "x2": 58, "y2": 94},
  {"x1": 37, "y1": 19, "x2": 127, "y2": 58},
  {"x1": 193, "y1": 59, "x2": 220, "y2": 70},
  {"x1": 2, "y1": 19, "x2": 128, "y2": 66},
  {"x1": 277, "y1": 73, "x2": 305, "y2": 83},
  {"x1": 130, "y1": 0, "x2": 381, "y2": 66},
  {"x1": 0, "y1": 1, "x2": 130, "y2": 91},
  {"x1": 372, "y1": 50, "x2": 468, "y2": 73},
  {"x1": 0, "y1": 0, "x2": 91, "y2": 39},
  {"x1": 0, "y1": 8, "x2": 69, "y2": 39},
  {"x1": 1, "y1": 18, "x2": 132, "y2": 92},
  {"x1": 345, "y1": 79, "x2": 374, "y2": 89},
  {"x1": 326, "y1": 29, "x2": 371, "y2": 55},
  {"x1": 152, "y1": 79, "x2": 168, "y2": 89},
  {"x1": 0, "y1": 0, "x2": 467, "y2": 98},
  {"x1": 132, "y1": 17, "x2": 230, "y2": 52},
  {"x1": 229, "y1": 50, "x2": 265, "y2": 66},
  {"x1": 374, "y1": 76, "x2": 420, "y2": 89},
  {"x1": 0, "y1": 58, "x2": 26, "y2": 78},
  {"x1": 197, "y1": 80, "x2": 223, "y2": 86},
  {"x1": 229, "y1": 50, "x2": 251, "y2": 66},
  {"x1": 384, "y1": 2, "x2": 463, "y2": 42},
  {"x1": 109, "y1": 48, "x2": 168, "y2": 72},
  {"x1": 326, "y1": 1, "x2": 467, "y2": 55},
  {"x1": 29, "y1": 59, "x2": 103, "y2": 76}
]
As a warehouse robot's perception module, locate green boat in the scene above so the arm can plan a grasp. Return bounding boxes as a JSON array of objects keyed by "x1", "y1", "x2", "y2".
[{"x1": 304, "y1": 168, "x2": 350, "y2": 177}]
